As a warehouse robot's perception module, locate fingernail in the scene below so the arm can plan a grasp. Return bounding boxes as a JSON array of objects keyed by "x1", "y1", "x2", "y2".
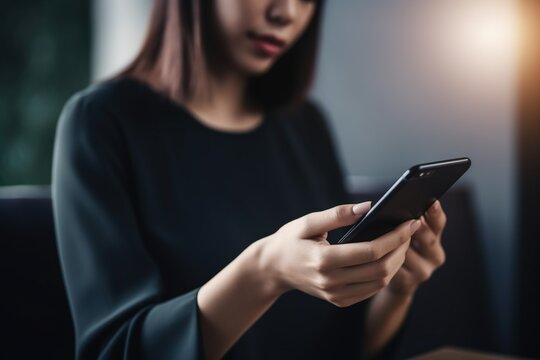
[
  {"x1": 353, "y1": 201, "x2": 371, "y2": 215},
  {"x1": 430, "y1": 201, "x2": 440, "y2": 214},
  {"x1": 410, "y1": 220, "x2": 421, "y2": 234}
]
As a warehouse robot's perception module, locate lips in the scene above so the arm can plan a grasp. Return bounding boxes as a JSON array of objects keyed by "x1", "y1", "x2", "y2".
[{"x1": 247, "y1": 31, "x2": 286, "y2": 57}]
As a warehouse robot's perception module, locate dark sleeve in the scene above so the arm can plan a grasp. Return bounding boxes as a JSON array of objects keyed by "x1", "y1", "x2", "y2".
[
  {"x1": 301, "y1": 100, "x2": 352, "y2": 205},
  {"x1": 51, "y1": 90, "x2": 205, "y2": 360}
]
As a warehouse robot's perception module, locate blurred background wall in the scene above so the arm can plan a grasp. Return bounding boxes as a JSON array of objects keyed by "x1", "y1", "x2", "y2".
[{"x1": 1, "y1": 0, "x2": 524, "y2": 355}]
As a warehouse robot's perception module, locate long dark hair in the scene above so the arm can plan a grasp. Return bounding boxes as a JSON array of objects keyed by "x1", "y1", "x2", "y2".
[{"x1": 115, "y1": 0, "x2": 325, "y2": 110}]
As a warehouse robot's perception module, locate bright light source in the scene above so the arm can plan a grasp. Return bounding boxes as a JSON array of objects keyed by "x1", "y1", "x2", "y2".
[
  {"x1": 457, "y1": 5, "x2": 518, "y2": 59},
  {"x1": 437, "y1": 0, "x2": 519, "y2": 91}
]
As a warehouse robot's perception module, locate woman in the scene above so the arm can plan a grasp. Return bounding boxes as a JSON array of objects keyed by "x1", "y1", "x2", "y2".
[{"x1": 52, "y1": 0, "x2": 447, "y2": 359}]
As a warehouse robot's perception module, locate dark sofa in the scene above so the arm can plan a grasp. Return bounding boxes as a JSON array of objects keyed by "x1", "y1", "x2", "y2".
[{"x1": 0, "y1": 183, "x2": 496, "y2": 359}]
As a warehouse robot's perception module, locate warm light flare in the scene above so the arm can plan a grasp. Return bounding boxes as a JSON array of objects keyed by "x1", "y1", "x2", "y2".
[
  {"x1": 454, "y1": 4, "x2": 519, "y2": 62},
  {"x1": 437, "y1": 1, "x2": 519, "y2": 92}
]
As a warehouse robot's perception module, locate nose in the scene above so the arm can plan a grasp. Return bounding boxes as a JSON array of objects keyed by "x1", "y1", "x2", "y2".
[{"x1": 267, "y1": 0, "x2": 297, "y2": 27}]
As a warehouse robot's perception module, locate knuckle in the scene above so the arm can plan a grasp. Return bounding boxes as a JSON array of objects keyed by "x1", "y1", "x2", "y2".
[
  {"x1": 375, "y1": 278, "x2": 387, "y2": 289},
  {"x1": 325, "y1": 293, "x2": 352, "y2": 308},
  {"x1": 316, "y1": 275, "x2": 334, "y2": 291},
  {"x1": 401, "y1": 253, "x2": 407, "y2": 266},
  {"x1": 401, "y1": 228, "x2": 411, "y2": 243},
  {"x1": 418, "y1": 269, "x2": 431, "y2": 282},
  {"x1": 440, "y1": 252, "x2": 446, "y2": 265},
  {"x1": 314, "y1": 249, "x2": 330, "y2": 271},
  {"x1": 277, "y1": 222, "x2": 289, "y2": 234},
  {"x1": 283, "y1": 218, "x2": 300, "y2": 235},
  {"x1": 438, "y1": 212, "x2": 447, "y2": 228},
  {"x1": 333, "y1": 299, "x2": 349, "y2": 308},
  {"x1": 334, "y1": 205, "x2": 350, "y2": 221},
  {"x1": 325, "y1": 207, "x2": 338, "y2": 222},
  {"x1": 328, "y1": 207, "x2": 342, "y2": 224},
  {"x1": 325, "y1": 294, "x2": 341, "y2": 306},
  {"x1": 366, "y1": 242, "x2": 379, "y2": 261},
  {"x1": 377, "y1": 262, "x2": 391, "y2": 278},
  {"x1": 298, "y1": 216, "x2": 311, "y2": 234},
  {"x1": 440, "y1": 209, "x2": 447, "y2": 222},
  {"x1": 436, "y1": 251, "x2": 446, "y2": 266},
  {"x1": 334, "y1": 301, "x2": 348, "y2": 308}
]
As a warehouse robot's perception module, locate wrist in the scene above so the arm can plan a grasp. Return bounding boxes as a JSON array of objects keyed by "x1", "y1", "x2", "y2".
[
  {"x1": 248, "y1": 237, "x2": 290, "y2": 299},
  {"x1": 383, "y1": 285, "x2": 416, "y2": 305}
]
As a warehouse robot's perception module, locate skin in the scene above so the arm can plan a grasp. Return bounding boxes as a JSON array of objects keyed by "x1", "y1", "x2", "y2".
[
  {"x1": 184, "y1": 0, "x2": 316, "y2": 133},
  {"x1": 212, "y1": 0, "x2": 316, "y2": 76},
  {"x1": 177, "y1": 1, "x2": 449, "y2": 359}
]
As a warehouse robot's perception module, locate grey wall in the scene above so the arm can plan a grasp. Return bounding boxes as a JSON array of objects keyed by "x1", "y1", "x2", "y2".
[
  {"x1": 92, "y1": 0, "x2": 151, "y2": 81},
  {"x1": 312, "y1": 0, "x2": 518, "y2": 351},
  {"x1": 93, "y1": 0, "x2": 518, "y2": 352}
]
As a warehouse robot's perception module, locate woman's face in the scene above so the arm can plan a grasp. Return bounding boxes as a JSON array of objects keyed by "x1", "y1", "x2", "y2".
[{"x1": 212, "y1": 0, "x2": 317, "y2": 76}]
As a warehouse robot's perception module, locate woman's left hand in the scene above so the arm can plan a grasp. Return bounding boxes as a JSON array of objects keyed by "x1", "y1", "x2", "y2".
[{"x1": 386, "y1": 200, "x2": 447, "y2": 298}]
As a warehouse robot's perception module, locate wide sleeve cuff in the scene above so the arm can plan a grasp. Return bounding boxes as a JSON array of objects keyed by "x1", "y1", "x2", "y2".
[{"x1": 140, "y1": 288, "x2": 205, "y2": 360}]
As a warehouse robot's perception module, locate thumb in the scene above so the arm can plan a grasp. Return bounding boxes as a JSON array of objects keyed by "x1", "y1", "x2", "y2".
[{"x1": 296, "y1": 201, "x2": 371, "y2": 238}]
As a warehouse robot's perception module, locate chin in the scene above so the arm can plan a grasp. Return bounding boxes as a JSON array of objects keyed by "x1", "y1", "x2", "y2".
[{"x1": 236, "y1": 56, "x2": 276, "y2": 76}]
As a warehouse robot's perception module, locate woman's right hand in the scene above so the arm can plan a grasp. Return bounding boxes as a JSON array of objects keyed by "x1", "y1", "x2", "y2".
[{"x1": 258, "y1": 202, "x2": 422, "y2": 308}]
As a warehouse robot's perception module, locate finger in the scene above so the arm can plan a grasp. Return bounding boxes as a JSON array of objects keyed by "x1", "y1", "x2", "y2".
[
  {"x1": 412, "y1": 238, "x2": 446, "y2": 267},
  {"x1": 325, "y1": 219, "x2": 419, "y2": 268},
  {"x1": 424, "y1": 201, "x2": 447, "y2": 235},
  {"x1": 412, "y1": 216, "x2": 438, "y2": 247},
  {"x1": 295, "y1": 202, "x2": 371, "y2": 238},
  {"x1": 403, "y1": 247, "x2": 435, "y2": 283},
  {"x1": 323, "y1": 279, "x2": 385, "y2": 307},
  {"x1": 332, "y1": 240, "x2": 409, "y2": 285}
]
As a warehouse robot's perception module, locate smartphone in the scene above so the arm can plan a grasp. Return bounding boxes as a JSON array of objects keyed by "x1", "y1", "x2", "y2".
[{"x1": 335, "y1": 157, "x2": 471, "y2": 244}]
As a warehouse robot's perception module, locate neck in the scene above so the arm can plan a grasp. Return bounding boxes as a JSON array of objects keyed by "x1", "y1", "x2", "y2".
[
  {"x1": 199, "y1": 70, "x2": 250, "y2": 116},
  {"x1": 184, "y1": 70, "x2": 263, "y2": 132}
]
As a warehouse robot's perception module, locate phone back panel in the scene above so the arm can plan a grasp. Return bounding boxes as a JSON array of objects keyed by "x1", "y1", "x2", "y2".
[{"x1": 337, "y1": 158, "x2": 471, "y2": 244}]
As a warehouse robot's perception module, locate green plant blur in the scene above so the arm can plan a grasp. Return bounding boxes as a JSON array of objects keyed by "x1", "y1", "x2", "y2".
[{"x1": 0, "y1": 1, "x2": 90, "y2": 185}]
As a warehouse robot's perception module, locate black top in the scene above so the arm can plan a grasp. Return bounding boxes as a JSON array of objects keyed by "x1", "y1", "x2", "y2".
[{"x1": 51, "y1": 78, "x2": 398, "y2": 359}]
